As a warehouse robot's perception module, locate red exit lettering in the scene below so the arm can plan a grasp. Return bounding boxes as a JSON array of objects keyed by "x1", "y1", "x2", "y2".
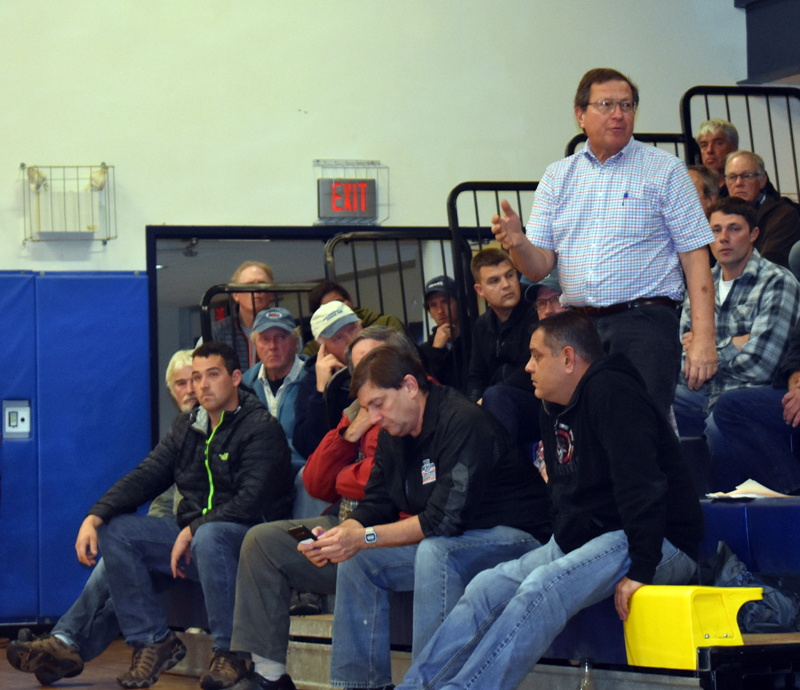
[{"x1": 331, "y1": 181, "x2": 369, "y2": 213}]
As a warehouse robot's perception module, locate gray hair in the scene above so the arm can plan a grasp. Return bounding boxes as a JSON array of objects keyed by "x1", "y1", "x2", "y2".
[
  {"x1": 687, "y1": 164, "x2": 720, "y2": 200},
  {"x1": 696, "y1": 119, "x2": 739, "y2": 149},
  {"x1": 726, "y1": 150, "x2": 766, "y2": 178},
  {"x1": 345, "y1": 325, "x2": 416, "y2": 372},
  {"x1": 165, "y1": 349, "x2": 194, "y2": 392}
]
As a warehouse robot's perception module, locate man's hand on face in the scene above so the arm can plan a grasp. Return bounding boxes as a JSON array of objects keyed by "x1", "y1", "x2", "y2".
[
  {"x1": 432, "y1": 323, "x2": 453, "y2": 349},
  {"x1": 170, "y1": 526, "x2": 194, "y2": 579},
  {"x1": 491, "y1": 199, "x2": 526, "y2": 251},
  {"x1": 315, "y1": 340, "x2": 345, "y2": 392},
  {"x1": 342, "y1": 405, "x2": 373, "y2": 443},
  {"x1": 75, "y1": 515, "x2": 104, "y2": 567}
]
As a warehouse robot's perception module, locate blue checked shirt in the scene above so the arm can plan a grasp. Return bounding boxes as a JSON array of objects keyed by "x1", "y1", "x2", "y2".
[
  {"x1": 679, "y1": 249, "x2": 800, "y2": 404},
  {"x1": 526, "y1": 138, "x2": 714, "y2": 306}
]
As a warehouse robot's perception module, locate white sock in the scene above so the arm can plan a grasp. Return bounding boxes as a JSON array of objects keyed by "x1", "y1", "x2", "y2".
[
  {"x1": 251, "y1": 653, "x2": 286, "y2": 681},
  {"x1": 52, "y1": 633, "x2": 79, "y2": 650}
]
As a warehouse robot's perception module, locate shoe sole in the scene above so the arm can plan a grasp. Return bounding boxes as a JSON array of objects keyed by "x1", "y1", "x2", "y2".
[
  {"x1": 7, "y1": 641, "x2": 84, "y2": 683},
  {"x1": 116, "y1": 640, "x2": 187, "y2": 689},
  {"x1": 200, "y1": 674, "x2": 241, "y2": 690}
]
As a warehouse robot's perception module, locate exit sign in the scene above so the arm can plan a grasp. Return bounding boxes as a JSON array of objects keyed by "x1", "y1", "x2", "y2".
[{"x1": 318, "y1": 179, "x2": 377, "y2": 220}]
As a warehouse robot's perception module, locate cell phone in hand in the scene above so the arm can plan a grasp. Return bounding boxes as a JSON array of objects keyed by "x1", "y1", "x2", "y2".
[{"x1": 288, "y1": 525, "x2": 317, "y2": 542}]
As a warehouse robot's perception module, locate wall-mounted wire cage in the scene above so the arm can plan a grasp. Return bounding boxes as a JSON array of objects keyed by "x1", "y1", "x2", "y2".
[{"x1": 21, "y1": 163, "x2": 117, "y2": 244}]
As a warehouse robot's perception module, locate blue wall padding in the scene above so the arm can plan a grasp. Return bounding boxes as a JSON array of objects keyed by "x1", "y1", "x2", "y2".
[
  {"x1": 0, "y1": 274, "x2": 40, "y2": 622},
  {"x1": 35, "y1": 273, "x2": 151, "y2": 619}
]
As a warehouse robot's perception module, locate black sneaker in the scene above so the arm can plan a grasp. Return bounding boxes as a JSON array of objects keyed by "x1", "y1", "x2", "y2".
[
  {"x1": 200, "y1": 650, "x2": 251, "y2": 690},
  {"x1": 288, "y1": 591, "x2": 323, "y2": 616},
  {"x1": 230, "y1": 671, "x2": 297, "y2": 690},
  {"x1": 116, "y1": 632, "x2": 186, "y2": 689},
  {"x1": 6, "y1": 633, "x2": 84, "y2": 685}
]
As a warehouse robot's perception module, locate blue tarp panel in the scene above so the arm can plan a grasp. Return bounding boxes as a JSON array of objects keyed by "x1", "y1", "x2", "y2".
[
  {"x1": 0, "y1": 274, "x2": 39, "y2": 622},
  {"x1": 9, "y1": 272, "x2": 151, "y2": 621}
]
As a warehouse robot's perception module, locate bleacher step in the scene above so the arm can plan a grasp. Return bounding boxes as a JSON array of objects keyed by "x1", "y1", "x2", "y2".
[{"x1": 172, "y1": 617, "x2": 703, "y2": 689}]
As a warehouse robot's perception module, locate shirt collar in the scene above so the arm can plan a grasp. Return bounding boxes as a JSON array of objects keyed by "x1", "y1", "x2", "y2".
[
  {"x1": 582, "y1": 136, "x2": 636, "y2": 165},
  {"x1": 711, "y1": 248, "x2": 763, "y2": 284},
  {"x1": 257, "y1": 355, "x2": 304, "y2": 388}
]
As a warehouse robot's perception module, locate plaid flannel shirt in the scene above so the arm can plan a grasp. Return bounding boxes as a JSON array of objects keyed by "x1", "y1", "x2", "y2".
[{"x1": 680, "y1": 249, "x2": 800, "y2": 404}]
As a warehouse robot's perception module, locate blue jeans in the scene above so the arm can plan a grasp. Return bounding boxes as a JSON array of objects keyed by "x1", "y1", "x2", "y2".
[
  {"x1": 591, "y1": 304, "x2": 681, "y2": 420},
  {"x1": 329, "y1": 526, "x2": 541, "y2": 689},
  {"x1": 672, "y1": 384, "x2": 713, "y2": 438},
  {"x1": 52, "y1": 558, "x2": 120, "y2": 662},
  {"x1": 97, "y1": 514, "x2": 251, "y2": 649},
  {"x1": 396, "y1": 532, "x2": 697, "y2": 690},
  {"x1": 709, "y1": 386, "x2": 800, "y2": 494}
]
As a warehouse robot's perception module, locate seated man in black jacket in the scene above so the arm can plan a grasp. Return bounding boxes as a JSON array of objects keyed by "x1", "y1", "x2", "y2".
[
  {"x1": 303, "y1": 345, "x2": 551, "y2": 690},
  {"x1": 24, "y1": 343, "x2": 294, "y2": 690},
  {"x1": 468, "y1": 247, "x2": 541, "y2": 442},
  {"x1": 395, "y1": 311, "x2": 703, "y2": 690},
  {"x1": 417, "y1": 275, "x2": 464, "y2": 391}
]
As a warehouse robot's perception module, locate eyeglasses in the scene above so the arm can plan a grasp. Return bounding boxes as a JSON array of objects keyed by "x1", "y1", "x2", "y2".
[
  {"x1": 588, "y1": 100, "x2": 636, "y2": 115},
  {"x1": 535, "y1": 294, "x2": 562, "y2": 311},
  {"x1": 725, "y1": 172, "x2": 762, "y2": 183}
]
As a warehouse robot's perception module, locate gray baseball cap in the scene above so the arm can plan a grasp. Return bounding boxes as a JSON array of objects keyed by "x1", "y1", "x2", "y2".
[
  {"x1": 311, "y1": 300, "x2": 360, "y2": 340},
  {"x1": 253, "y1": 307, "x2": 297, "y2": 334}
]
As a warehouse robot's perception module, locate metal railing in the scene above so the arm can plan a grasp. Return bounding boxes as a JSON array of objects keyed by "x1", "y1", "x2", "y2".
[
  {"x1": 323, "y1": 229, "x2": 452, "y2": 343},
  {"x1": 565, "y1": 132, "x2": 687, "y2": 160},
  {"x1": 200, "y1": 282, "x2": 319, "y2": 347},
  {"x1": 681, "y1": 85, "x2": 800, "y2": 200},
  {"x1": 446, "y1": 181, "x2": 539, "y2": 377}
]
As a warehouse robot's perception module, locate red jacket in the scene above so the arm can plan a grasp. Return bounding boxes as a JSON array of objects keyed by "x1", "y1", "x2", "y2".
[{"x1": 302, "y1": 404, "x2": 380, "y2": 503}]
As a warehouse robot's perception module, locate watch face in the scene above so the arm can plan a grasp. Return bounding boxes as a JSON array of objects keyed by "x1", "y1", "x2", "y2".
[{"x1": 365, "y1": 528, "x2": 377, "y2": 543}]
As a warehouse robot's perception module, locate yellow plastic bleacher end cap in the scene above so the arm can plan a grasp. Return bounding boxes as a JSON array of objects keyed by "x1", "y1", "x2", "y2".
[{"x1": 623, "y1": 585, "x2": 763, "y2": 670}]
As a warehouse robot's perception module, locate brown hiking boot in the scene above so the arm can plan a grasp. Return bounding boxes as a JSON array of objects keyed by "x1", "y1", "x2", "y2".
[
  {"x1": 6, "y1": 633, "x2": 84, "y2": 685},
  {"x1": 116, "y1": 632, "x2": 186, "y2": 689},
  {"x1": 200, "y1": 650, "x2": 250, "y2": 690}
]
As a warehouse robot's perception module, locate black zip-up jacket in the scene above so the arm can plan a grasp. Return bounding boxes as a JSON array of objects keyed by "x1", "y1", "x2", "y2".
[
  {"x1": 540, "y1": 354, "x2": 703, "y2": 584},
  {"x1": 89, "y1": 388, "x2": 294, "y2": 534},
  {"x1": 348, "y1": 385, "x2": 551, "y2": 543},
  {"x1": 467, "y1": 299, "x2": 538, "y2": 402},
  {"x1": 292, "y1": 354, "x2": 351, "y2": 459}
]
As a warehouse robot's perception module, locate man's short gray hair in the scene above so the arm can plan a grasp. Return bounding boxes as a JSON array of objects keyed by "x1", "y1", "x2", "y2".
[
  {"x1": 696, "y1": 119, "x2": 739, "y2": 149},
  {"x1": 345, "y1": 325, "x2": 416, "y2": 372},
  {"x1": 726, "y1": 150, "x2": 766, "y2": 177}
]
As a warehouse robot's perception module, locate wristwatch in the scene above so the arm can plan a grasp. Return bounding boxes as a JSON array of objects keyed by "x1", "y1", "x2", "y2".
[{"x1": 364, "y1": 527, "x2": 377, "y2": 544}]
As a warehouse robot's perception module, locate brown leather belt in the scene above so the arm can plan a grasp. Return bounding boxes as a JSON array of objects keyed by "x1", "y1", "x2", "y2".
[{"x1": 570, "y1": 297, "x2": 679, "y2": 317}]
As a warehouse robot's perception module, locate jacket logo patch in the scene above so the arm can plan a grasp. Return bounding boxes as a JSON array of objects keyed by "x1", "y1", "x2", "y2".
[
  {"x1": 556, "y1": 423, "x2": 574, "y2": 465},
  {"x1": 421, "y1": 459, "x2": 436, "y2": 485},
  {"x1": 219, "y1": 453, "x2": 229, "y2": 461}
]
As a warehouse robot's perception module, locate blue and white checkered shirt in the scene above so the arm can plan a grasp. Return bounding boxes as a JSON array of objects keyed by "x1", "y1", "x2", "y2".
[
  {"x1": 679, "y1": 249, "x2": 800, "y2": 404},
  {"x1": 526, "y1": 138, "x2": 714, "y2": 307}
]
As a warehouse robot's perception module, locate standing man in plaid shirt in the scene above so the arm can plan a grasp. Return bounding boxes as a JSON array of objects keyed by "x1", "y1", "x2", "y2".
[
  {"x1": 673, "y1": 197, "x2": 800, "y2": 468},
  {"x1": 492, "y1": 67, "x2": 717, "y2": 418}
]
